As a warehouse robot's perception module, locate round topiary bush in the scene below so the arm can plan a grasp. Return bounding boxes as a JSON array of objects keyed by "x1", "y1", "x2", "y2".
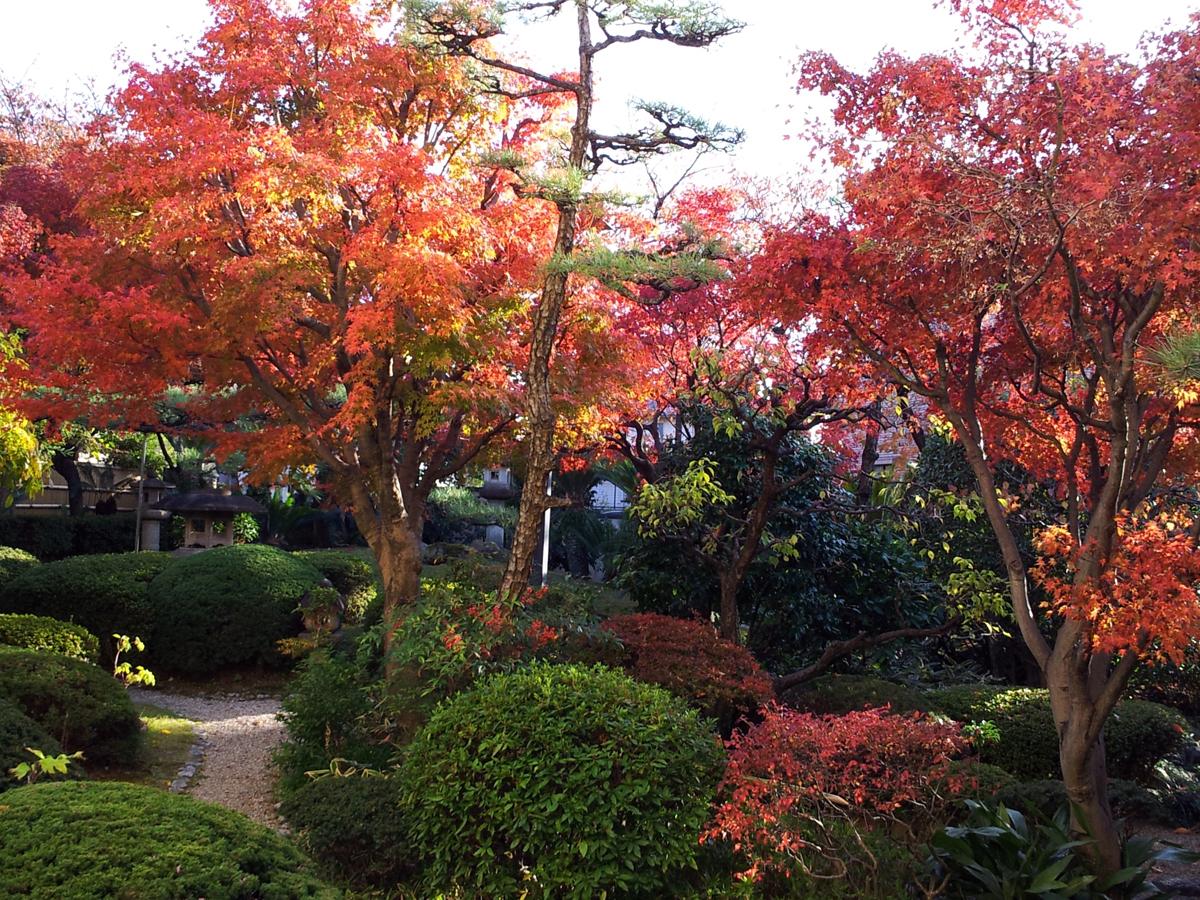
[
  {"x1": 399, "y1": 662, "x2": 725, "y2": 898},
  {"x1": 783, "y1": 674, "x2": 930, "y2": 716},
  {"x1": 0, "y1": 613, "x2": 99, "y2": 662},
  {"x1": 0, "y1": 697, "x2": 64, "y2": 791},
  {"x1": 292, "y1": 551, "x2": 379, "y2": 624},
  {"x1": 0, "y1": 551, "x2": 170, "y2": 657},
  {"x1": 927, "y1": 685, "x2": 1186, "y2": 782},
  {"x1": 0, "y1": 781, "x2": 339, "y2": 898},
  {"x1": 0, "y1": 648, "x2": 139, "y2": 764},
  {"x1": 0, "y1": 547, "x2": 38, "y2": 584},
  {"x1": 280, "y1": 775, "x2": 412, "y2": 889},
  {"x1": 147, "y1": 544, "x2": 322, "y2": 675},
  {"x1": 601, "y1": 612, "x2": 773, "y2": 731}
]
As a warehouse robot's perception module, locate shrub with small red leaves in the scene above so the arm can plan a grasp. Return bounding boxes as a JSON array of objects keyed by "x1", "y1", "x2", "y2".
[
  {"x1": 601, "y1": 612, "x2": 773, "y2": 730},
  {"x1": 707, "y1": 704, "x2": 968, "y2": 882}
]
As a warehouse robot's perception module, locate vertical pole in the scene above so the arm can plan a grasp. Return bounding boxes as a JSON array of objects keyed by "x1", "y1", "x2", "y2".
[
  {"x1": 540, "y1": 470, "x2": 553, "y2": 588},
  {"x1": 133, "y1": 432, "x2": 148, "y2": 552}
]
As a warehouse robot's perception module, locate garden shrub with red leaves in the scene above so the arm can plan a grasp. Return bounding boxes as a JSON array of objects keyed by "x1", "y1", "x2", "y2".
[
  {"x1": 706, "y1": 704, "x2": 969, "y2": 884},
  {"x1": 601, "y1": 612, "x2": 773, "y2": 730}
]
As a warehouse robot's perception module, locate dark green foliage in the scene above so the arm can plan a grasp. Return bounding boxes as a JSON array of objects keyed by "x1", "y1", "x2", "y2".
[
  {"x1": 927, "y1": 686, "x2": 1186, "y2": 781},
  {"x1": 275, "y1": 651, "x2": 393, "y2": 797},
  {"x1": 614, "y1": 404, "x2": 940, "y2": 672},
  {"x1": 400, "y1": 663, "x2": 725, "y2": 898},
  {"x1": 0, "y1": 513, "x2": 137, "y2": 561},
  {"x1": 996, "y1": 778, "x2": 1172, "y2": 825},
  {"x1": 0, "y1": 697, "x2": 64, "y2": 791},
  {"x1": 292, "y1": 550, "x2": 379, "y2": 623},
  {"x1": 0, "y1": 781, "x2": 340, "y2": 898},
  {"x1": 147, "y1": 544, "x2": 320, "y2": 675},
  {"x1": 928, "y1": 801, "x2": 1100, "y2": 899},
  {"x1": 0, "y1": 551, "x2": 170, "y2": 658},
  {"x1": 784, "y1": 674, "x2": 930, "y2": 716},
  {"x1": 0, "y1": 613, "x2": 99, "y2": 662},
  {"x1": 1131, "y1": 643, "x2": 1200, "y2": 715},
  {"x1": 280, "y1": 775, "x2": 413, "y2": 889},
  {"x1": 0, "y1": 648, "x2": 139, "y2": 764},
  {"x1": 0, "y1": 546, "x2": 38, "y2": 584}
]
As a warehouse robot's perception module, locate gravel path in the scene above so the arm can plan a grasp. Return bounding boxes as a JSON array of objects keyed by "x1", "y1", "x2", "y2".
[{"x1": 130, "y1": 688, "x2": 285, "y2": 829}]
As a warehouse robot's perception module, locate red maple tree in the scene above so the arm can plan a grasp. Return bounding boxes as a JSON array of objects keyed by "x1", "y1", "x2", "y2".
[{"x1": 759, "y1": 0, "x2": 1200, "y2": 870}]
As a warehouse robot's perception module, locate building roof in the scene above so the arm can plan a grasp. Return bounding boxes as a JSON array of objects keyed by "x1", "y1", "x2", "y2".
[{"x1": 154, "y1": 490, "x2": 265, "y2": 515}]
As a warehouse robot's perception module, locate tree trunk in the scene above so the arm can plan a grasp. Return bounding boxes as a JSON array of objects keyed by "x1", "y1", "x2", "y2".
[
  {"x1": 366, "y1": 521, "x2": 424, "y2": 664},
  {"x1": 51, "y1": 449, "x2": 84, "y2": 517},
  {"x1": 717, "y1": 571, "x2": 740, "y2": 642},
  {"x1": 498, "y1": 2, "x2": 594, "y2": 601},
  {"x1": 1047, "y1": 658, "x2": 1122, "y2": 874}
]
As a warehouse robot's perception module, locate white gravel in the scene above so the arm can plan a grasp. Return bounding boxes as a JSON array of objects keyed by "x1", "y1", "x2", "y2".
[{"x1": 130, "y1": 688, "x2": 285, "y2": 829}]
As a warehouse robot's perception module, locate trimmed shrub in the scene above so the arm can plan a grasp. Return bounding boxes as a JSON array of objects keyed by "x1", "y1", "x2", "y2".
[
  {"x1": 927, "y1": 685, "x2": 1186, "y2": 781},
  {"x1": 280, "y1": 775, "x2": 413, "y2": 888},
  {"x1": 0, "y1": 551, "x2": 170, "y2": 657},
  {"x1": 601, "y1": 612, "x2": 773, "y2": 731},
  {"x1": 707, "y1": 704, "x2": 967, "y2": 885},
  {"x1": 292, "y1": 550, "x2": 379, "y2": 623},
  {"x1": 400, "y1": 663, "x2": 725, "y2": 898},
  {"x1": 0, "y1": 698, "x2": 64, "y2": 791},
  {"x1": 784, "y1": 674, "x2": 930, "y2": 716},
  {"x1": 147, "y1": 544, "x2": 321, "y2": 675},
  {"x1": 0, "y1": 513, "x2": 137, "y2": 561},
  {"x1": 0, "y1": 613, "x2": 99, "y2": 662},
  {"x1": 0, "y1": 546, "x2": 38, "y2": 584},
  {"x1": 0, "y1": 781, "x2": 339, "y2": 898},
  {"x1": 0, "y1": 648, "x2": 139, "y2": 763}
]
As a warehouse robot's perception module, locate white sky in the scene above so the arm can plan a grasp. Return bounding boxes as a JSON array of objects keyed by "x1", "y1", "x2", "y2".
[{"x1": 0, "y1": 0, "x2": 1191, "y2": 182}]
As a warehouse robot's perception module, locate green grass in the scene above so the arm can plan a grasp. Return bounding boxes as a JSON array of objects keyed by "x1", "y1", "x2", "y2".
[{"x1": 90, "y1": 702, "x2": 196, "y2": 789}]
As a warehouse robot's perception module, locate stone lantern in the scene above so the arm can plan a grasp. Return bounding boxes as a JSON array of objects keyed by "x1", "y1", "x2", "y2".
[{"x1": 154, "y1": 489, "x2": 266, "y2": 551}]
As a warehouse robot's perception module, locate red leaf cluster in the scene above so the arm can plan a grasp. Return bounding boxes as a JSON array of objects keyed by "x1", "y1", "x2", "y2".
[
  {"x1": 601, "y1": 612, "x2": 773, "y2": 720},
  {"x1": 706, "y1": 704, "x2": 967, "y2": 881}
]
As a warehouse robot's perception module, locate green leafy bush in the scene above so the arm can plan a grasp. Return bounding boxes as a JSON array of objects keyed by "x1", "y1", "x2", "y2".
[
  {"x1": 0, "y1": 697, "x2": 64, "y2": 791},
  {"x1": 0, "y1": 648, "x2": 139, "y2": 764},
  {"x1": 400, "y1": 663, "x2": 724, "y2": 898},
  {"x1": 147, "y1": 544, "x2": 321, "y2": 675},
  {"x1": 927, "y1": 686, "x2": 1186, "y2": 781},
  {"x1": 0, "y1": 781, "x2": 339, "y2": 898},
  {"x1": 280, "y1": 774, "x2": 412, "y2": 889},
  {"x1": 0, "y1": 513, "x2": 137, "y2": 561},
  {"x1": 293, "y1": 550, "x2": 379, "y2": 623},
  {"x1": 784, "y1": 674, "x2": 930, "y2": 716},
  {"x1": 0, "y1": 613, "x2": 99, "y2": 662},
  {"x1": 276, "y1": 651, "x2": 393, "y2": 796},
  {"x1": 0, "y1": 551, "x2": 170, "y2": 658},
  {"x1": 0, "y1": 546, "x2": 38, "y2": 584}
]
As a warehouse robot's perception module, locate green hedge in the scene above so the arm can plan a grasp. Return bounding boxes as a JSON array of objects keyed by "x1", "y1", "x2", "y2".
[
  {"x1": 0, "y1": 552, "x2": 170, "y2": 658},
  {"x1": 0, "y1": 648, "x2": 139, "y2": 764},
  {"x1": 292, "y1": 551, "x2": 378, "y2": 623},
  {"x1": 0, "y1": 697, "x2": 65, "y2": 792},
  {"x1": 0, "y1": 781, "x2": 339, "y2": 898},
  {"x1": 147, "y1": 544, "x2": 321, "y2": 675},
  {"x1": 0, "y1": 514, "x2": 137, "y2": 561},
  {"x1": 400, "y1": 663, "x2": 725, "y2": 898},
  {"x1": 784, "y1": 674, "x2": 930, "y2": 716},
  {"x1": 280, "y1": 775, "x2": 412, "y2": 889},
  {"x1": 927, "y1": 685, "x2": 1186, "y2": 782},
  {"x1": 0, "y1": 613, "x2": 99, "y2": 662},
  {"x1": 0, "y1": 547, "x2": 38, "y2": 584}
]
